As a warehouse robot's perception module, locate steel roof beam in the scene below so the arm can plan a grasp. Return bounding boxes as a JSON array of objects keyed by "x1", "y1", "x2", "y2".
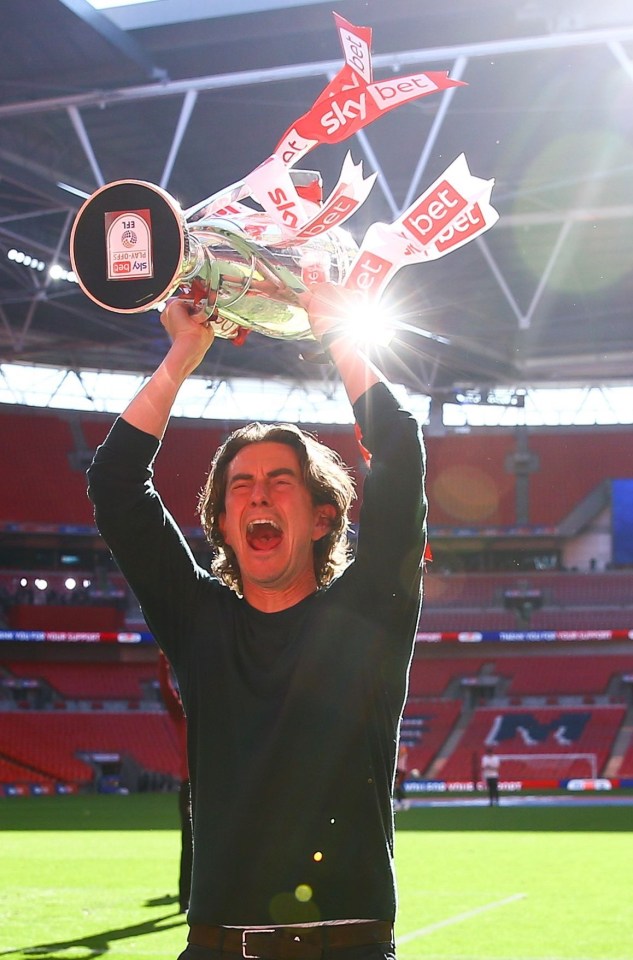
[{"x1": 2, "y1": 24, "x2": 633, "y2": 119}]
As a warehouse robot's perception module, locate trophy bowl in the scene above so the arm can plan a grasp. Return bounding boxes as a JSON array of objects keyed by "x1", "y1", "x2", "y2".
[{"x1": 69, "y1": 179, "x2": 358, "y2": 341}]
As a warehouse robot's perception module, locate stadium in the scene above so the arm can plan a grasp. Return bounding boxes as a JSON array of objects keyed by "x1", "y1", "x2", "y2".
[{"x1": 1, "y1": 2, "x2": 633, "y2": 959}]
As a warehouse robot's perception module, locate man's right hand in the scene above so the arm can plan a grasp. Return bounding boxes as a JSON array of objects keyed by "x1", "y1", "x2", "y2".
[
  {"x1": 301, "y1": 281, "x2": 363, "y2": 342},
  {"x1": 161, "y1": 298, "x2": 215, "y2": 373},
  {"x1": 301, "y1": 282, "x2": 382, "y2": 406}
]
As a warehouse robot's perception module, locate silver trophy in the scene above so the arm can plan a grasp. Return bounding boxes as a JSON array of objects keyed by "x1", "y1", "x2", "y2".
[{"x1": 69, "y1": 175, "x2": 358, "y2": 343}]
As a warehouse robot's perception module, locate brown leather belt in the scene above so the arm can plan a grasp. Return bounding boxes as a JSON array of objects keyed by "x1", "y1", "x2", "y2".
[{"x1": 188, "y1": 920, "x2": 394, "y2": 959}]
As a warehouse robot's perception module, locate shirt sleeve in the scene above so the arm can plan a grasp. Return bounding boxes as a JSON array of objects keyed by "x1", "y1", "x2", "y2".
[
  {"x1": 86, "y1": 416, "x2": 211, "y2": 665},
  {"x1": 349, "y1": 381, "x2": 428, "y2": 606}
]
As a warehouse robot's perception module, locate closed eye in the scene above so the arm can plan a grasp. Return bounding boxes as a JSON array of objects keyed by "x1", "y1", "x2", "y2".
[{"x1": 229, "y1": 480, "x2": 252, "y2": 492}]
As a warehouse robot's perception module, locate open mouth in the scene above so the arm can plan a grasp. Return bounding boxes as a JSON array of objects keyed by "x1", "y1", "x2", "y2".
[{"x1": 246, "y1": 519, "x2": 283, "y2": 552}]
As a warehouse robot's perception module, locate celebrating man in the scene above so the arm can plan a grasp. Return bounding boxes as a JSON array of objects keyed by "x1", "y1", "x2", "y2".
[{"x1": 87, "y1": 283, "x2": 427, "y2": 959}]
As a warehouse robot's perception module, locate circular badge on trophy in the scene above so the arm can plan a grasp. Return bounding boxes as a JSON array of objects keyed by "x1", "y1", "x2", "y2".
[{"x1": 70, "y1": 180, "x2": 185, "y2": 313}]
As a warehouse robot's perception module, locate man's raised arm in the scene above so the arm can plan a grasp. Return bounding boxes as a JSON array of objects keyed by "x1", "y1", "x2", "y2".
[
  {"x1": 302, "y1": 283, "x2": 384, "y2": 406},
  {"x1": 121, "y1": 301, "x2": 215, "y2": 440}
]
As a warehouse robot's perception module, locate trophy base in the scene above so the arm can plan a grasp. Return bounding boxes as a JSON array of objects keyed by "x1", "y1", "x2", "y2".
[{"x1": 70, "y1": 180, "x2": 185, "y2": 314}]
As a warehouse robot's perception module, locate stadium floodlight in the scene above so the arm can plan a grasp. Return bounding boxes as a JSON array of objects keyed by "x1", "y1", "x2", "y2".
[
  {"x1": 7, "y1": 249, "x2": 77, "y2": 281},
  {"x1": 7, "y1": 249, "x2": 46, "y2": 271},
  {"x1": 48, "y1": 264, "x2": 78, "y2": 284}
]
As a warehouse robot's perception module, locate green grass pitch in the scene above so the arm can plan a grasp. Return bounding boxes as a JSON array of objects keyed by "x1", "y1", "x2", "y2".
[{"x1": 1, "y1": 795, "x2": 632, "y2": 960}]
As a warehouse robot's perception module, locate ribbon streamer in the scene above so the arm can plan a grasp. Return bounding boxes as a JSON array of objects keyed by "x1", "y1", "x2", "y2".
[{"x1": 344, "y1": 155, "x2": 498, "y2": 296}]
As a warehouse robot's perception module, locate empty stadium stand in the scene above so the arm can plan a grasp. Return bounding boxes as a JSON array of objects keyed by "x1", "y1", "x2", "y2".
[
  {"x1": 617, "y1": 734, "x2": 633, "y2": 777},
  {"x1": 423, "y1": 571, "x2": 633, "y2": 610},
  {"x1": 419, "y1": 570, "x2": 633, "y2": 633},
  {"x1": 401, "y1": 699, "x2": 462, "y2": 774},
  {"x1": 4, "y1": 660, "x2": 158, "y2": 703},
  {"x1": 2, "y1": 406, "x2": 633, "y2": 797},
  {"x1": 0, "y1": 410, "x2": 96, "y2": 528},
  {"x1": 0, "y1": 712, "x2": 181, "y2": 789},
  {"x1": 399, "y1": 639, "x2": 633, "y2": 786},
  {"x1": 409, "y1": 652, "x2": 633, "y2": 701},
  {"x1": 0, "y1": 756, "x2": 55, "y2": 788},
  {"x1": 1, "y1": 640, "x2": 632, "y2": 794},
  {"x1": 407, "y1": 657, "x2": 487, "y2": 697},
  {"x1": 494, "y1": 654, "x2": 632, "y2": 698},
  {"x1": 2, "y1": 406, "x2": 633, "y2": 534},
  {"x1": 436, "y1": 704, "x2": 627, "y2": 783}
]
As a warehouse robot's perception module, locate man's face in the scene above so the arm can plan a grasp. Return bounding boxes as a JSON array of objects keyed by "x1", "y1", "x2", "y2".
[{"x1": 219, "y1": 441, "x2": 334, "y2": 605}]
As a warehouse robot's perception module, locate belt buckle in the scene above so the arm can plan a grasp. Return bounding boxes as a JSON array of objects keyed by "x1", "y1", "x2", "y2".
[{"x1": 242, "y1": 928, "x2": 274, "y2": 959}]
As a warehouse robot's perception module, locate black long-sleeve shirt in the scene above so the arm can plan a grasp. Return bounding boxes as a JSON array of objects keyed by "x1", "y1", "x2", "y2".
[{"x1": 87, "y1": 382, "x2": 427, "y2": 926}]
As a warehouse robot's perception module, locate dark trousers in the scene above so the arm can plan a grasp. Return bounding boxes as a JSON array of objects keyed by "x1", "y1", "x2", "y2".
[
  {"x1": 179, "y1": 779, "x2": 193, "y2": 912},
  {"x1": 486, "y1": 776, "x2": 499, "y2": 805}
]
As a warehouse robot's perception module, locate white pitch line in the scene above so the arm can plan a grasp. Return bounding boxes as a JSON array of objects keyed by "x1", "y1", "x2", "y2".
[{"x1": 397, "y1": 892, "x2": 526, "y2": 944}]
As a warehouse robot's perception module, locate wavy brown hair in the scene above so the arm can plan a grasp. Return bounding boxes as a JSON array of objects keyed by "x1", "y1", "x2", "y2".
[{"x1": 198, "y1": 422, "x2": 357, "y2": 594}]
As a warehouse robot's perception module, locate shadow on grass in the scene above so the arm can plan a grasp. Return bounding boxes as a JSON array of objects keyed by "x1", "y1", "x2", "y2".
[
  {"x1": 145, "y1": 894, "x2": 179, "y2": 908},
  {"x1": 0, "y1": 911, "x2": 185, "y2": 959}
]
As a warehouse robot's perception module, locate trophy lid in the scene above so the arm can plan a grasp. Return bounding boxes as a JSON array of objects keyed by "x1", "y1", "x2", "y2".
[{"x1": 70, "y1": 180, "x2": 185, "y2": 313}]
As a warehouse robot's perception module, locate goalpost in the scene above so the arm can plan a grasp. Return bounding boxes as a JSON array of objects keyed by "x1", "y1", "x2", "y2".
[{"x1": 495, "y1": 753, "x2": 598, "y2": 780}]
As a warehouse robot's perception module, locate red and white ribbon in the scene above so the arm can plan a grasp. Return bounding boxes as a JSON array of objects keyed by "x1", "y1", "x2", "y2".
[
  {"x1": 275, "y1": 14, "x2": 464, "y2": 157},
  {"x1": 289, "y1": 153, "x2": 376, "y2": 243},
  {"x1": 188, "y1": 14, "x2": 466, "y2": 235},
  {"x1": 182, "y1": 14, "x2": 496, "y2": 324},
  {"x1": 344, "y1": 154, "x2": 498, "y2": 295},
  {"x1": 244, "y1": 154, "x2": 319, "y2": 239}
]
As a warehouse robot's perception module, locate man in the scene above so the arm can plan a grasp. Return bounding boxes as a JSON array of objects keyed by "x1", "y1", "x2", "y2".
[
  {"x1": 481, "y1": 746, "x2": 500, "y2": 806},
  {"x1": 87, "y1": 283, "x2": 427, "y2": 959}
]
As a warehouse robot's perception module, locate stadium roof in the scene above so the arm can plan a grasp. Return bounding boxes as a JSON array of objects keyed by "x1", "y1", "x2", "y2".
[{"x1": 1, "y1": 0, "x2": 633, "y2": 399}]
